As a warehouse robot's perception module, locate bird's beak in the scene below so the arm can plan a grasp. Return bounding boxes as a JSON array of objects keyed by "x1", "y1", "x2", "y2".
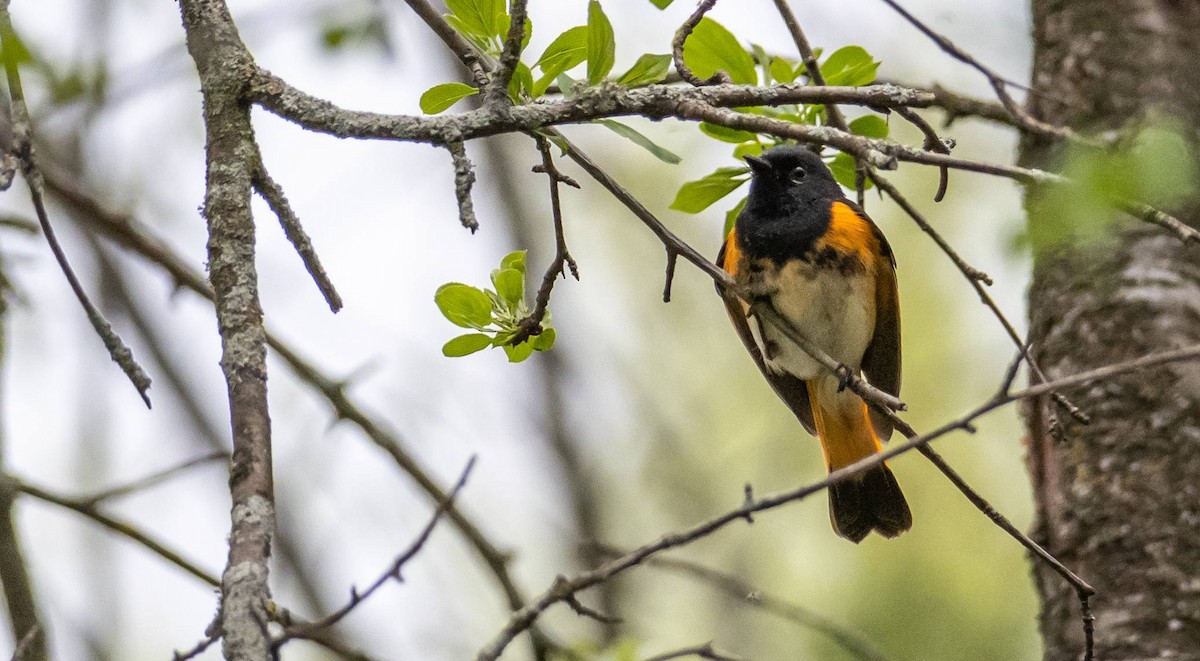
[{"x1": 744, "y1": 154, "x2": 771, "y2": 175}]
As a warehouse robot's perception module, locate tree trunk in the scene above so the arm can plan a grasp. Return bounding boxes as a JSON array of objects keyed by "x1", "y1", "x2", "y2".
[{"x1": 1023, "y1": 2, "x2": 1200, "y2": 660}]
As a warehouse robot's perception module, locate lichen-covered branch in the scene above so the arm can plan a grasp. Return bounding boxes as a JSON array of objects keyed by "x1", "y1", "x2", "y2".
[{"x1": 177, "y1": 0, "x2": 275, "y2": 657}]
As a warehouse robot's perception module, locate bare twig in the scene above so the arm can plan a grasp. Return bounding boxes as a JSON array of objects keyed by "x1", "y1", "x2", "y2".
[
  {"x1": 0, "y1": 4, "x2": 152, "y2": 408},
  {"x1": 672, "y1": 0, "x2": 725, "y2": 86},
  {"x1": 9, "y1": 475, "x2": 218, "y2": 586},
  {"x1": 487, "y1": 0, "x2": 528, "y2": 103},
  {"x1": 770, "y1": 0, "x2": 847, "y2": 131},
  {"x1": 475, "y1": 344, "x2": 1200, "y2": 659},
  {"x1": 79, "y1": 452, "x2": 228, "y2": 506},
  {"x1": 277, "y1": 457, "x2": 476, "y2": 646},
  {"x1": 875, "y1": 0, "x2": 1089, "y2": 146},
  {"x1": 446, "y1": 140, "x2": 480, "y2": 232},
  {"x1": 591, "y1": 547, "x2": 890, "y2": 661},
  {"x1": 172, "y1": 633, "x2": 219, "y2": 661},
  {"x1": 252, "y1": 154, "x2": 344, "y2": 312},
  {"x1": 512, "y1": 135, "x2": 579, "y2": 346},
  {"x1": 892, "y1": 106, "x2": 952, "y2": 201},
  {"x1": 641, "y1": 642, "x2": 745, "y2": 661}
]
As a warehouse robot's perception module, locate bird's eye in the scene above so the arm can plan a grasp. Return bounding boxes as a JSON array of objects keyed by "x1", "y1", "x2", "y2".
[{"x1": 789, "y1": 166, "x2": 807, "y2": 183}]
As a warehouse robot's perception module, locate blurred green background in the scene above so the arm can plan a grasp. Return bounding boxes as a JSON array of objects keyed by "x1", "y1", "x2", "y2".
[{"x1": 0, "y1": 0, "x2": 1042, "y2": 659}]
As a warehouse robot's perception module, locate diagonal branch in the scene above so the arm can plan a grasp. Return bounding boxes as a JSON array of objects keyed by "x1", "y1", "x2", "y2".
[
  {"x1": 251, "y1": 151, "x2": 344, "y2": 312},
  {"x1": 276, "y1": 457, "x2": 476, "y2": 647},
  {"x1": 475, "y1": 345, "x2": 1200, "y2": 660},
  {"x1": 0, "y1": 2, "x2": 152, "y2": 408}
]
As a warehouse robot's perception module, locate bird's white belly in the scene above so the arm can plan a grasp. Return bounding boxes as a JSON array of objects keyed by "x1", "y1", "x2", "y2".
[{"x1": 756, "y1": 260, "x2": 876, "y2": 380}]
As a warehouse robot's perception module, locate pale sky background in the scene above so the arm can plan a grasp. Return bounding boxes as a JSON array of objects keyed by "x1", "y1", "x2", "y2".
[{"x1": 2, "y1": 1, "x2": 1037, "y2": 659}]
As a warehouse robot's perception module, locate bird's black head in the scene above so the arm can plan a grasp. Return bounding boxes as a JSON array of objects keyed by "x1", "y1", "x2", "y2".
[
  {"x1": 736, "y1": 145, "x2": 844, "y2": 261},
  {"x1": 743, "y1": 145, "x2": 842, "y2": 218}
]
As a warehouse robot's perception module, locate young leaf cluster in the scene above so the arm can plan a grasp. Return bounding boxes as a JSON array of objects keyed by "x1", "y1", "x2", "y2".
[
  {"x1": 420, "y1": 0, "x2": 679, "y2": 163},
  {"x1": 435, "y1": 251, "x2": 556, "y2": 363},
  {"x1": 669, "y1": 23, "x2": 889, "y2": 235}
]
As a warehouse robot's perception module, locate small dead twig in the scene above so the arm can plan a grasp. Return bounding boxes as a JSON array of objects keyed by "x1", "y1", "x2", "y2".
[
  {"x1": 641, "y1": 643, "x2": 745, "y2": 661},
  {"x1": 510, "y1": 135, "x2": 579, "y2": 346},
  {"x1": 446, "y1": 141, "x2": 480, "y2": 233},
  {"x1": 0, "y1": 7, "x2": 152, "y2": 407},
  {"x1": 892, "y1": 106, "x2": 952, "y2": 201},
  {"x1": 79, "y1": 452, "x2": 228, "y2": 506},
  {"x1": 252, "y1": 154, "x2": 343, "y2": 312},
  {"x1": 672, "y1": 0, "x2": 726, "y2": 86},
  {"x1": 276, "y1": 457, "x2": 476, "y2": 646}
]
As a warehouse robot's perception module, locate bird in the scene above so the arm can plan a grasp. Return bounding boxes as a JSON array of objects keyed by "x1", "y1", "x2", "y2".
[{"x1": 716, "y1": 144, "x2": 911, "y2": 543}]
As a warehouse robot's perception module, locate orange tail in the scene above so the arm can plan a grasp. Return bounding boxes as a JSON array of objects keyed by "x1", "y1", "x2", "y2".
[{"x1": 807, "y1": 380, "x2": 912, "y2": 543}]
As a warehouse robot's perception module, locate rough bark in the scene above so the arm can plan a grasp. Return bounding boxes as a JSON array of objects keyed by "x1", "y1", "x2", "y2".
[
  {"x1": 178, "y1": 1, "x2": 275, "y2": 659},
  {"x1": 1023, "y1": 2, "x2": 1200, "y2": 660}
]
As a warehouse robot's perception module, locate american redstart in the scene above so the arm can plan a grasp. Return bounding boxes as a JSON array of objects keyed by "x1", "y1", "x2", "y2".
[{"x1": 716, "y1": 144, "x2": 912, "y2": 543}]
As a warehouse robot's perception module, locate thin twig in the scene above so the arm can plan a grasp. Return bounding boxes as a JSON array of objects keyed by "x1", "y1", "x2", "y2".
[
  {"x1": 591, "y1": 546, "x2": 890, "y2": 661},
  {"x1": 474, "y1": 344, "x2": 1200, "y2": 659},
  {"x1": 0, "y1": 5, "x2": 152, "y2": 407},
  {"x1": 79, "y1": 452, "x2": 228, "y2": 506},
  {"x1": 512, "y1": 135, "x2": 579, "y2": 346},
  {"x1": 446, "y1": 141, "x2": 480, "y2": 232},
  {"x1": 868, "y1": 173, "x2": 1088, "y2": 423},
  {"x1": 672, "y1": 0, "x2": 725, "y2": 86},
  {"x1": 770, "y1": 0, "x2": 848, "y2": 131},
  {"x1": 9, "y1": 475, "x2": 218, "y2": 586},
  {"x1": 252, "y1": 154, "x2": 344, "y2": 312},
  {"x1": 277, "y1": 457, "x2": 476, "y2": 646},
  {"x1": 487, "y1": 0, "x2": 528, "y2": 103},
  {"x1": 875, "y1": 0, "x2": 1089, "y2": 146},
  {"x1": 641, "y1": 642, "x2": 745, "y2": 661},
  {"x1": 172, "y1": 633, "x2": 219, "y2": 661},
  {"x1": 892, "y1": 106, "x2": 951, "y2": 201}
]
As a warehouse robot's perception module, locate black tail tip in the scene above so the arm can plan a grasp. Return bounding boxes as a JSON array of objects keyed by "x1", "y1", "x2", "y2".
[{"x1": 828, "y1": 464, "x2": 912, "y2": 543}]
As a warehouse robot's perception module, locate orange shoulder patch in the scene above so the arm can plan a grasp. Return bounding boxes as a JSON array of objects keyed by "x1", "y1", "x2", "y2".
[
  {"x1": 721, "y1": 231, "x2": 743, "y2": 277},
  {"x1": 817, "y1": 202, "x2": 881, "y2": 267}
]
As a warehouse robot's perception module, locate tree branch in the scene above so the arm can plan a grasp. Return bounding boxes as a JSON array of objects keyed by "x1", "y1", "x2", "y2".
[
  {"x1": 178, "y1": 0, "x2": 276, "y2": 656},
  {"x1": 476, "y1": 344, "x2": 1200, "y2": 659}
]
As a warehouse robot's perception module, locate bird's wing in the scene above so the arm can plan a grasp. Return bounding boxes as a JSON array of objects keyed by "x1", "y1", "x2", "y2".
[{"x1": 849, "y1": 203, "x2": 902, "y2": 441}]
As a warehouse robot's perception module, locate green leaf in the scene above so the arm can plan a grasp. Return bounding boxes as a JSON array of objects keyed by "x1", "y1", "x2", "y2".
[
  {"x1": 849, "y1": 114, "x2": 888, "y2": 139},
  {"x1": 616, "y1": 53, "x2": 672, "y2": 87},
  {"x1": 770, "y1": 56, "x2": 799, "y2": 84},
  {"x1": 699, "y1": 122, "x2": 757, "y2": 144},
  {"x1": 419, "y1": 82, "x2": 479, "y2": 114},
  {"x1": 492, "y1": 268, "x2": 525, "y2": 307},
  {"x1": 649, "y1": 0, "x2": 674, "y2": 7},
  {"x1": 503, "y1": 340, "x2": 536, "y2": 363},
  {"x1": 435, "y1": 283, "x2": 494, "y2": 329},
  {"x1": 500, "y1": 250, "x2": 527, "y2": 274},
  {"x1": 443, "y1": 333, "x2": 494, "y2": 357},
  {"x1": 820, "y1": 45, "x2": 879, "y2": 87},
  {"x1": 595, "y1": 120, "x2": 681, "y2": 164},
  {"x1": 444, "y1": 0, "x2": 493, "y2": 39},
  {"x1": 535, "y1": 25, "x2": 588, "y2": 90},
  {"x1": 0, "y1": 24, "x2": 31, "y2": 68},
  {"x1": 586, "y1": 0, "x2": 615, "y2": 85},
  {"x1": 828, "y1": 152, "x2": 872, "y2": 191},
  {"x1": 724, "y1": 196, "x2": 747, "y2": 236},
  {"x1": 670, "y1": 167, "x2": 749, "y2": 213},
  {"x1": 531, "y1": 327, "x2": 556, "y2": 351},
  {"x1": 732, "y1": 142, "x2": 763, "y2": 159},
  {"x1": 682, "y1": 18, "x2": 757, "y2": 85}
]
